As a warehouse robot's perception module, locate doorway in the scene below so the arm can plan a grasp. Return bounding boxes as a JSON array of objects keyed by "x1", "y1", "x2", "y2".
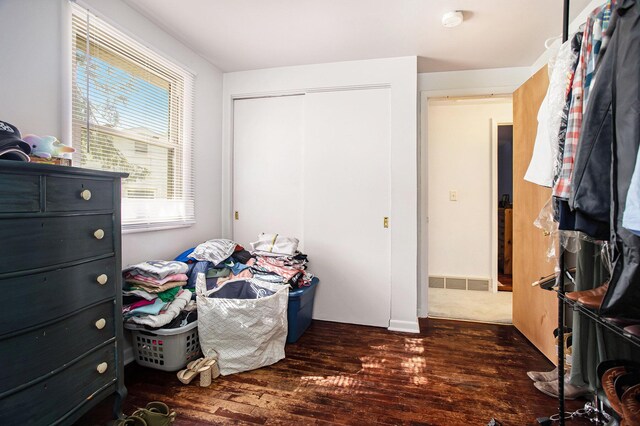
[
  {"x1": 497, "y1": 124, "x2": 514, "y2": 292},
  {"x1": 424, "y1": 95, "x2": 513, "y2": 324}
]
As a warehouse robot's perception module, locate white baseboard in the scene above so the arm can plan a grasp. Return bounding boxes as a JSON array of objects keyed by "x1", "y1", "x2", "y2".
[{"x1": 388, "y1": 319, "x2": 420, "y2": 333}]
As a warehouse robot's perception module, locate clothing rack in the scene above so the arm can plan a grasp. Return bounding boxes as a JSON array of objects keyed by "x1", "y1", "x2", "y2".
[
  {"x1": 556, "y1": 2, "x2": 570, "y2": 423},
  {"x1": 546, "y1": 272, "x2": 640, "y2": 424},
  {"x1": 541, "y1": 1, "x2": 640, "y2": 424}
]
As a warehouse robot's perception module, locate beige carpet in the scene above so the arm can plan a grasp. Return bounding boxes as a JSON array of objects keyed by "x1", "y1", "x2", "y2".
[{"x1": 427, "y1": 288, "x2": 512, "y2": 324}]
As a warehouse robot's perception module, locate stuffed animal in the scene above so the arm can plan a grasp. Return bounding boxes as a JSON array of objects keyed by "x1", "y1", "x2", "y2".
[{"x1": 23, "y1": 134, "x2": 75, "y2": 159}]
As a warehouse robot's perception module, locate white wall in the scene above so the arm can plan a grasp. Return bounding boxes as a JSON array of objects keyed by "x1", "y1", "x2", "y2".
[
  {"x1": 418, "y1": 67, "x2": 531, "y2": 96},
  {"x1": 417, "y1": 66, "x2": 527, "y2": 316},
  {"x1": 0, "y1": 0, "x2": 224, "y2": 267},
  {"x1": 223, "y1": 57, "x2": 419, "y2": 332},
  {"x1": 530, "y1": 0, "x2": 604, "y2": 74},
  {"x1": 427, "y1": 98, "x2": 512, "y2": 280}
]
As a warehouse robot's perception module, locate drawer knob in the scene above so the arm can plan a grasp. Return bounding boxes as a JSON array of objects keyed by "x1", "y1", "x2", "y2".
[
  {"x1": 95, "y1": 318, "x2": 106, "y2": 330},
  {"x1": 80, "y1": 189, "x2": 92, "y2": 201},
  {"x1": 96, "y1": 362, "x2": 108, "y2": 374},
  {"x1": 96, "y1": 274, "x2": 108, "y2": 285},
  {"x1": 94, "y1": 229, "x2": 105, "y2": 240}
]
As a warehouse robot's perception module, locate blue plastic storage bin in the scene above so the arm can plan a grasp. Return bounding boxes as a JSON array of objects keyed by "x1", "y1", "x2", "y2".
[{"x1": 287, "y1": 277, "x2": 319, "y2": 343}]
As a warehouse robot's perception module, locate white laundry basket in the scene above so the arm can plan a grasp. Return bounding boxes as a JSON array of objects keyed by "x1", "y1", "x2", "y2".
[
  {"x1": 196, "y1": 274, "x2": 289, "y2": 375},
  {"x1": 126, "y1": 321, "x2": 201, "y2": 371}
]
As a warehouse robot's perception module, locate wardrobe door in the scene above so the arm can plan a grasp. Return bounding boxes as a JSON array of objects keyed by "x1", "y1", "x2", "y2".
[
  {"x1": 512, "y1": 66, "x2": 558, "y2": 362},
  {"x1": 233, "y1": 96, "x2": 304, "y2": 248},
  {"x1": 304, "y1": 89, "x2": 391, "y2": 327}
]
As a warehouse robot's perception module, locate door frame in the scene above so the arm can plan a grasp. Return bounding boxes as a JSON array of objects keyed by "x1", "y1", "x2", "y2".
[{"x1": 419, "y1": 89, "x2": 513, "y2": 316}]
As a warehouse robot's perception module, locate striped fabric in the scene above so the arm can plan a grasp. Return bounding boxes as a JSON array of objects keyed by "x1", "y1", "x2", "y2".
[{"x1": 554, "y1": 3, "x2": 613, "y2": 199}]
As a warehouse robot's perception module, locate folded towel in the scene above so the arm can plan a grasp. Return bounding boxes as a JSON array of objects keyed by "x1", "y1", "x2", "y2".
[
  {"x1": 124, "y1": 273, "x2": 189, "y2": 286},
  {"x1": 188, "y1": 239, "x2": 237, "y2": 265},
  {"x1": 123, "y1": 260, "x2": 189, "y2": 280}
]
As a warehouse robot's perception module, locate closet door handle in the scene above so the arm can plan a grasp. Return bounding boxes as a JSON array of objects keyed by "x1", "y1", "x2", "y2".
[
  {"x1": 94, "y1": 229, "x2": 105, "y2": 240},
  {"x1": 96, "y1": 274, "x2": 108, "y2": 285},
  {"x1": 95, "y1": 318, "x2": 106, "y2": 330},
  {"x1": 96, "y1": 362, "x2": 108, "y2": 374},
  {"x1": 80, "y1": 189, "x2": 92, "y2": 200}
]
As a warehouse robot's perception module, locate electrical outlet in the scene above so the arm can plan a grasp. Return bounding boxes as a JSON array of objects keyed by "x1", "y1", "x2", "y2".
[{"x1": 449, "y1": 190, "x2": 458, "y2": 201}]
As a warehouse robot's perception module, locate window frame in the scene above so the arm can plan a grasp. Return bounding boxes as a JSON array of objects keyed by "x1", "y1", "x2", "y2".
[{"x1": 70, "y1": 4, "x2": 196, "y2": 232}]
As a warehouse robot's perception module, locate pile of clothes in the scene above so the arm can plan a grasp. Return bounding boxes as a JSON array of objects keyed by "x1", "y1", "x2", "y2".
[
  {"x1": 175, "y1": 233, "x2": 313, "y2": 292},
  {"x1": 122, "y1": 260, "x2": 196, "y2": 329},
  {"x1": 121, "y1": 234, "x2": 312, "y2": 330}
]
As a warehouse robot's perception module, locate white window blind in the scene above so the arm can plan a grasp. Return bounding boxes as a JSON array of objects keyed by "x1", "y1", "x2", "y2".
[{"x1": 71, "y1": 4, "x2": 195, "y2": 229}]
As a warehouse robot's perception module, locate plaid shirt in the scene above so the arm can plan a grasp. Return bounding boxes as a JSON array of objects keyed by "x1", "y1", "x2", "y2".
[
  {"x1": 553, "y1": 3, "x2": 612, "y2": 199},
  {"x1": 553, "y1": 31, "x2": 583, "y2": 187},
  {"x1": 584, "y1": 2, "x2": 613, "y2": 105}
]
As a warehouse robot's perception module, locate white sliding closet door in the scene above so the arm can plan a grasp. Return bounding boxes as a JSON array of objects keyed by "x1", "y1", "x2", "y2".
[
  {"x1": 233, "y1": 95, "x2": 304, "y2": 248},
  {"x1": 304, "y1": 89, "x2": 391, "y2": 327}
]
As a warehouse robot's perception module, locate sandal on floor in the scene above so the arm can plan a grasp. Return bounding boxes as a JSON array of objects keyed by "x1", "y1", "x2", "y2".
[
  {"x1": 113, "y1": 416, "x2": 148, "y2": 426},
  {"x1": 177, "y1": 357, "x2": 217, "y2": 384},
  {"x1": 176, "y1": 367, "x2": 200, "y2": 384},
  {"x1": 132, "y1": 401, "x2": 176, "y2": 426},
  {"x1": 186, "y1": 357, "x2": 220, "y2": 387},
  {"x1": 187, "y1": 356, "x2": 217, "y2": 371}
]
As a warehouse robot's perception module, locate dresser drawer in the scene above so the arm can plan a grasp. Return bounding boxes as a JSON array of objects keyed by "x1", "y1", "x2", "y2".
[
  {"x1": 46, "y1": 176, "x2": 114, "y2": 212},
  {"x1": 0, "y1": 257, "x2": 116, "y2": 336},
  {"x1": 0, "y1": 172, "x2": 40, "y2": 213},
  {"x1": 0, "y1": 344, "x2": 116, "y2": 425},
  {"x1": 0, "y1": 215, "x2": 114, "y2": 274},
  {"x1": 0, "y1": 302, "x2": 114, "y2": 394}
]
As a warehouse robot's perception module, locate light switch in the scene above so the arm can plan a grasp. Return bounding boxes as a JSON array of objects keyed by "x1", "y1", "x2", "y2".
[{"x1": 449, "y1": 190, "x2": 458, "y2": 201}]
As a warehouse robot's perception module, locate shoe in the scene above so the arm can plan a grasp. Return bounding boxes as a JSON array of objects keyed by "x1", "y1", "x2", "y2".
[
  {"x1": 604, "y1": 317, "x2": 640, "y2": 328},
  {"x1": 176, "y1": 367, "x2": 200, "y2": 384},
  {"x1": 621, "y1": 384, "x2": 640, "y2": 426},
  {"x1": 566, "y1": 282, "x2": 609, "y2": 302},
  {"x1": 114, "y1": 416, "x2": 148, "y2": 426},
  {"x1": 132, "y1": 402, "x2": 176, "y2": 426},
  {"x1": 625, "y1": 324, "x2": 640, "y2": 338},
  {"x1": 603, "y1": 366, "x2": 630, "y2": 416},
  {"x1": 615, "y1": 372, "x2": 640, "y2": 406},
  {"x1": 578, "y1": 293, "x2": 605, "y2": 309},
  {"x1": 597, "y1": 360, "x2": 640, "y2": 382},
  {"x1": 554, "y1": 332, "x2": 573, "y2": 367},
  {"x1": 527, "y1": 367, "x2": 559, "y2": 382},
  {"x1": 533, "y1": 379, "x2": 592, "y2": 400},
  {"x1": 186, "y1": 357, "x2": 219, "y2": 387},
  {"x1": 177, "y1": 356, "x2": 218, "y2": 385}
]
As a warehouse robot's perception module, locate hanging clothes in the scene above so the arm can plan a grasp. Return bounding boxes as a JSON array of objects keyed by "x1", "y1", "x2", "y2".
[
  {"x1": 525, "y1": 33, "x2": 582, "y2": 187},
  {"x1": 584, "y1": 1, "x2": 615, "y2": 104},
  {"x1": 569, "y1": 10, "x2": 616, "y2": 241},
  {"x1": 568, "y1": 241, "x2": 609, "y2": 390},
  {"x1": 622, "y1": 156, "x2": 640, "y2": 235},
  {"x1": 554, "y1": 3, "x2": 612, "y2": 200},
  {"x1": 601, "y1": 0, "x2": 640, "y2": 320}
]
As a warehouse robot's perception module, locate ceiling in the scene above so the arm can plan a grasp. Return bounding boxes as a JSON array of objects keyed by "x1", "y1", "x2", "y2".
[{"x1": 123, "y1": 0, "x2": 592, "y2": 73}]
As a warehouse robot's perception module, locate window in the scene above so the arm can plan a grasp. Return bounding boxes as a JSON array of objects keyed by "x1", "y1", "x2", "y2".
[{"x1": 71, "y1": 4, "x2": 195, "y2": 230}]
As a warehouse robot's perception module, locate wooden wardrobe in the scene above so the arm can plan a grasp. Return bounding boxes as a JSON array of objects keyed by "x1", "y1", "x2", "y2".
[{"x1": 512, "y1": 66, "x2": 559, "y2": 362}]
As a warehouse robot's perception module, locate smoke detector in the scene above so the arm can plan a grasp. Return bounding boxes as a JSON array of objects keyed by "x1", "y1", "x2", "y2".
[{"x1": 442, "y1": 11, "x2": 464, "y2": 28}]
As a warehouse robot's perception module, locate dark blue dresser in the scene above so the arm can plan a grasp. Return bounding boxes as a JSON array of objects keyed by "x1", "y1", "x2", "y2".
[{"x1": 0, "y1": 160, "x2": 127, "y2": 425}]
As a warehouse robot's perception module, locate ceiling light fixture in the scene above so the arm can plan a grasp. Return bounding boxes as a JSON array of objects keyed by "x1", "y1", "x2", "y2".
[{"x1": 442, "y1": 11, "x2": 464, "y2": 28}]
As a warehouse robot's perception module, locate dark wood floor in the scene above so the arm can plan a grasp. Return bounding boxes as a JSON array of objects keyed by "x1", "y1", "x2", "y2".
[
  {"x1": 498, "y1": 273, "x2": 513, "y2": 292},
  {"x1": 78, "y1": 319, "x2": 589, "y2": 425}
]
